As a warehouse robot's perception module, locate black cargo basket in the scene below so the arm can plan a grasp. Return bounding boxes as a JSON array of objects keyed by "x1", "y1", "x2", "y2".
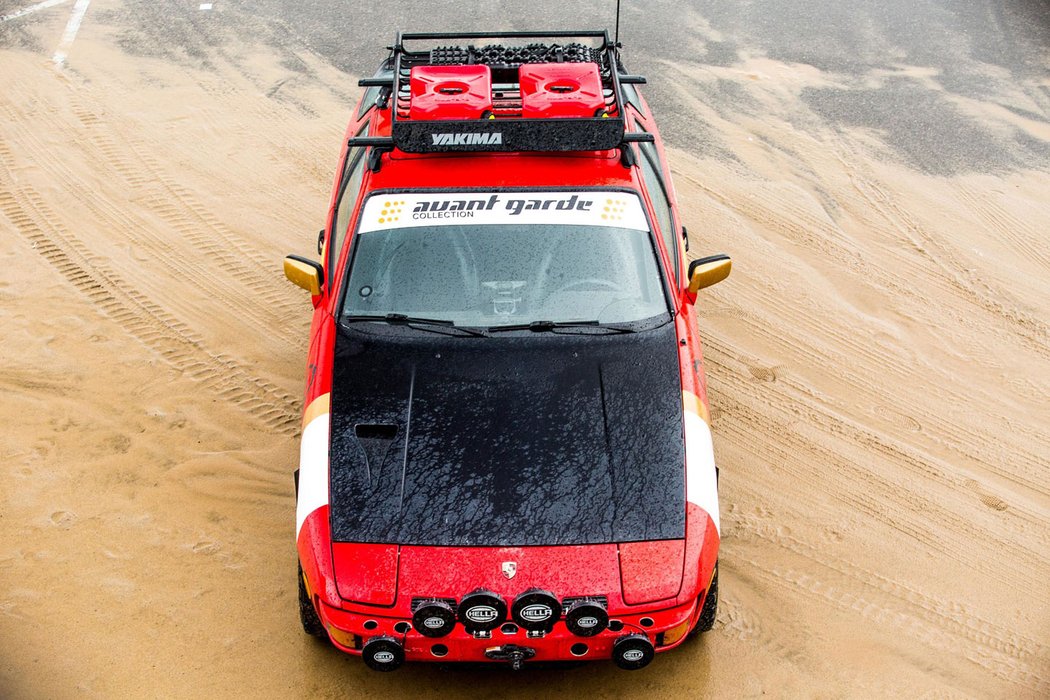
[{"x1": 355, "y1": 30, "x2": 651, "y2": 159}]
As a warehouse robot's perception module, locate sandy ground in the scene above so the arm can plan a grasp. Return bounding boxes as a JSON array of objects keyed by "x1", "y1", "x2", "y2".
[{"x1": 1, "y1": 1, "x2": 1048, "y2": 698}]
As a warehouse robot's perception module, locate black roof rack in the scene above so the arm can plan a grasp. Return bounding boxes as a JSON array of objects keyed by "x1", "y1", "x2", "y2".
[{"x1": 353, "y1": 30, "x2": 650, "y2": 161}]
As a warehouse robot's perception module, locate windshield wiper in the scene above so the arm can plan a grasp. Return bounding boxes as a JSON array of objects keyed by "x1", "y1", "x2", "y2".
[
  {"x1": 487, "y1": 319, "x2": 635, "y2": 334},
  {"x1": 342, "y1": 313, "x2": 486, "y2": 337}
]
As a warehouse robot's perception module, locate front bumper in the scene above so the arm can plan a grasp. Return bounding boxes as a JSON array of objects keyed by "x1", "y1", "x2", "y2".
[{"x1": 317, "y1": 596, "x2": 700, "y2": 666}]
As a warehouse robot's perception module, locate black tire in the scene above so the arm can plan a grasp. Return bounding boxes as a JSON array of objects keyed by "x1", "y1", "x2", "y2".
[
  {"x1": 298, "y1": 562, "x2": 327, "y2": 639},
  {"x1": 690, "y1": 564, "x2": 718, "y2": 637}
]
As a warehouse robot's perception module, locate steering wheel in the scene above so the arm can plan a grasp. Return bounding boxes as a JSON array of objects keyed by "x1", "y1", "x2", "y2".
[{"x1": 552, "y1": 278, "x2": 620, "y2": 294}]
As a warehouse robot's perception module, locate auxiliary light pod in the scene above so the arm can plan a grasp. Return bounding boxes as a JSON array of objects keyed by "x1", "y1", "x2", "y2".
[
  {"x1": 611, "y1": 633, "x2": 654, "y2": 670},
  {"x1": 564, "y1": 597, "x2": 609, "y2": 637},
  {"x1": 411, "y1": 599, "x2": 457, "y2": 638},
  {"x1": 511, "y1": 589, "x2": 562, "y2": 633},
  {"x1": 362, "y1": 636, "x2": 405, "y2": 672},
  {"x1": 457, "y1": 588, "x2": 508, "y2": 634}
]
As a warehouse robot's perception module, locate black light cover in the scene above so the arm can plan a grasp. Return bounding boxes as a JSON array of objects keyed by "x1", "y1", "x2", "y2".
[
  {"x1": 564, "y1": 598, "x2": 609, "y2": 637},
  {"x1": 362, "y1": 636, "x2": 405, "y2": 672},
  {"x1": 611, "y1": 634, "x2": 654, "y2": 670},
  {"x1": 511, "y1": 589, "x2": 562, "y2": 632},
  {"x1": 412, "y1": 599, "x2": 457, "y2": 638},
  {"x1": 457, "y1": 589, "x2": 507, "y2": 633}
]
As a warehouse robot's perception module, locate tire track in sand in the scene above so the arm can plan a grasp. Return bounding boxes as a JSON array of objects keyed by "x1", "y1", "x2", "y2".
[
  {"x1": 955, "y1": 182, "x2": 1050, "y2": 274},
  {"x1": 680, "y1": 162, "x2": 1049, "y2": 365},
  {"x1": 733, "y1": 546, "x2": 1049, "y2": 695},
  {"x1": 709, "y1": 357, "x2": 1049, "y2": 590},
  {"x1": 832, "y1": 147, "x2": 1050, "y2": 359},
  {"x1": 0, "y1": 97, "x2": 307, "y2": 353},
  {"x1": 702, "y1": 316, "x2": 1048, "y2": 692},
  {"x1": 0, "y1": 176, "x2": 300, "y2": 436},
  {"x1": 676, "y1": 165, "x2": 1049, "y2": 494},
  {"x1": 727, "y1": 497, "x2": 1049, "y2": 694},
  {"x1": 705, "y1": 296, "x2": 1050, "y2": 498}
]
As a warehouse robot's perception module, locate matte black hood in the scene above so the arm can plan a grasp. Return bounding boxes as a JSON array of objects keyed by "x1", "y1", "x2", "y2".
[{"x1": 329, "y1": 321, "x2": 685, "y2": 547}]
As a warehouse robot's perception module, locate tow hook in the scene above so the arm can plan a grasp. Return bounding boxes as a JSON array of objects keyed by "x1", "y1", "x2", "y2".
[{"x1": 484, "y1": 644, "x2": 536, "y2": 670}]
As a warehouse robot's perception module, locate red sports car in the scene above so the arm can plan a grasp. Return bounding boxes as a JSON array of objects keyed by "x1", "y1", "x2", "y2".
[{"x1": 283, "y1": 30, "x2": 731, "y2": 671}]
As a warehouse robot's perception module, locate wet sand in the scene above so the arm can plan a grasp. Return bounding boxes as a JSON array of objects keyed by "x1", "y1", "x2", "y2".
[{"x1": 1, "y1": 2, "x2": 1048, "y2": 697}]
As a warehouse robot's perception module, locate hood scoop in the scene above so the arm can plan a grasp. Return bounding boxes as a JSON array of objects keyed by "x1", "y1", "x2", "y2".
[{"x1": 354, "y1": 423, "x2": 401, "y2": 488}]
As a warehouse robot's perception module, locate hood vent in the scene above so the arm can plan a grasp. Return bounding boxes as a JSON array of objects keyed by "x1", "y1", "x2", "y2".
[{"x1": 354, "y1": 423, "x2": 400, "y2": 488}]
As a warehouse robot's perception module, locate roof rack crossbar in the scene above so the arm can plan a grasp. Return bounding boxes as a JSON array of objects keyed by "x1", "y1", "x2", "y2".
[
  {"x1": 358, "y1": 77, "x2": 394, "y2": 87},
  {"x1": 348, "y1": 136, "x2": 395, "y2": 148},
  {"x1": 619, "y1": 74, "x2": 647, "y2": 84},
  {"x1": 345, "y1": 137, "x2": 395, "y2": 173},
  {"x1": 400, "y1": 30, "x2": 610, "y2": 44},
  {"x1": 622, "y1": 132, "x2": 655, "y2": 143}
]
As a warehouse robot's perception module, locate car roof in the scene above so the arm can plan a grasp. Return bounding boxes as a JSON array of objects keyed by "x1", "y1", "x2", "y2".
[
  {"x1": 358, "y1": 99, "x2": 648, "y2": 195},
  {"x1": 366, "y1": 150, "x2": 643, "y2": 193},
  {"x1": 345, "y1": 31, "x2": 657, "y2": 196},
  {"x1": 325, "y1": 32, "x2": 681, "y2": 305}
]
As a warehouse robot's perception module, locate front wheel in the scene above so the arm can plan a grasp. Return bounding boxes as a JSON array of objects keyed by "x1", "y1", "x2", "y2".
[
  {"x1": 690, "y1": 564, "x2": 718, "y2": 636},
  {"x1": 298, "y1": 562, "x2": 327, "y2": 639}
]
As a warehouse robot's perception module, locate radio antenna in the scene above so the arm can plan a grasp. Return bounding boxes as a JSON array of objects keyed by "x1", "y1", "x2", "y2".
[{"x1": 614, "y1": 0, "x2": 622, "y2": 46}]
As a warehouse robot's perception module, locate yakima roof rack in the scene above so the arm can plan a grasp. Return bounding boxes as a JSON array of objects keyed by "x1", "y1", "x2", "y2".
[{"x1": 352, "y1": 30, "x2": 652, "y2": 167}]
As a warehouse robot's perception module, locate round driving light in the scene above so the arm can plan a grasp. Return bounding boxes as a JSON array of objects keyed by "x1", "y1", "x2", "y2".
[
  {"x1": 362, "y1": 636, "x2": 404, "y2": 672},
  {"x1": 564, "y1": 598, "x2": 608, "y2": 637},
  {"x1": 457, "y1": 589, "x2": 507, "y2": 633},
  {"x1": 611, "y1": 633, "x2": 654, "y2": 670},
  {"x1": 412, "y1": 599, "x2": 456, "y2": 638},
  {"x1": 511, "y1": 589, "x2": 562, "y2": 632}
]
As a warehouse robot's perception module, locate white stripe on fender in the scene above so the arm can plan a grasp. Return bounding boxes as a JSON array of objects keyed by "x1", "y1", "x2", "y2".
[
  {"x1": 296, "y1": 412, "x2": 330, "y2": 538},
  {"x1": 684, "y1": 411, "x2": 720, "y2": 534}
]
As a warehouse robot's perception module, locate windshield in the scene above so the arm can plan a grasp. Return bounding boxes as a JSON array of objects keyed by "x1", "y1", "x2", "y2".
[{"x1": 340, "y1": 191, "x2": 668, "y2": 328}]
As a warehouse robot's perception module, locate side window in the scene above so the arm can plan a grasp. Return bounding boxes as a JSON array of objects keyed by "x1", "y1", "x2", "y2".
[
  {"x1": 620, "y1": 82, "x2": 643, "y2": 112},
  {"x1": 357, "y1": 86, "x2": 380, "y2": 119},
  {"x1": 328, "y1": 125, "x2": 369, "y2": 286},
  {"x1": 357, "y1": 62, "x2": 393, "y2": 119},
  {"x1": 638, "y1": 142, "x2": 680, "y2": 284}
]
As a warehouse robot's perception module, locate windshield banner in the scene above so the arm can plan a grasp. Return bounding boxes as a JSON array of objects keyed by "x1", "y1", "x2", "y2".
[{"x1": 359, "y1": 191, "x2": 649, "y2": 233}]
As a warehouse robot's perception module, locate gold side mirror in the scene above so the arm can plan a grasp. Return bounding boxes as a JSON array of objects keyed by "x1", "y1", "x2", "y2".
[
  {"x1": 284, "y1": 255, "x2": 324, "y2": 295},
  {"x1": 687, "y1": 254, "x2": 732, "y2": 294}
]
